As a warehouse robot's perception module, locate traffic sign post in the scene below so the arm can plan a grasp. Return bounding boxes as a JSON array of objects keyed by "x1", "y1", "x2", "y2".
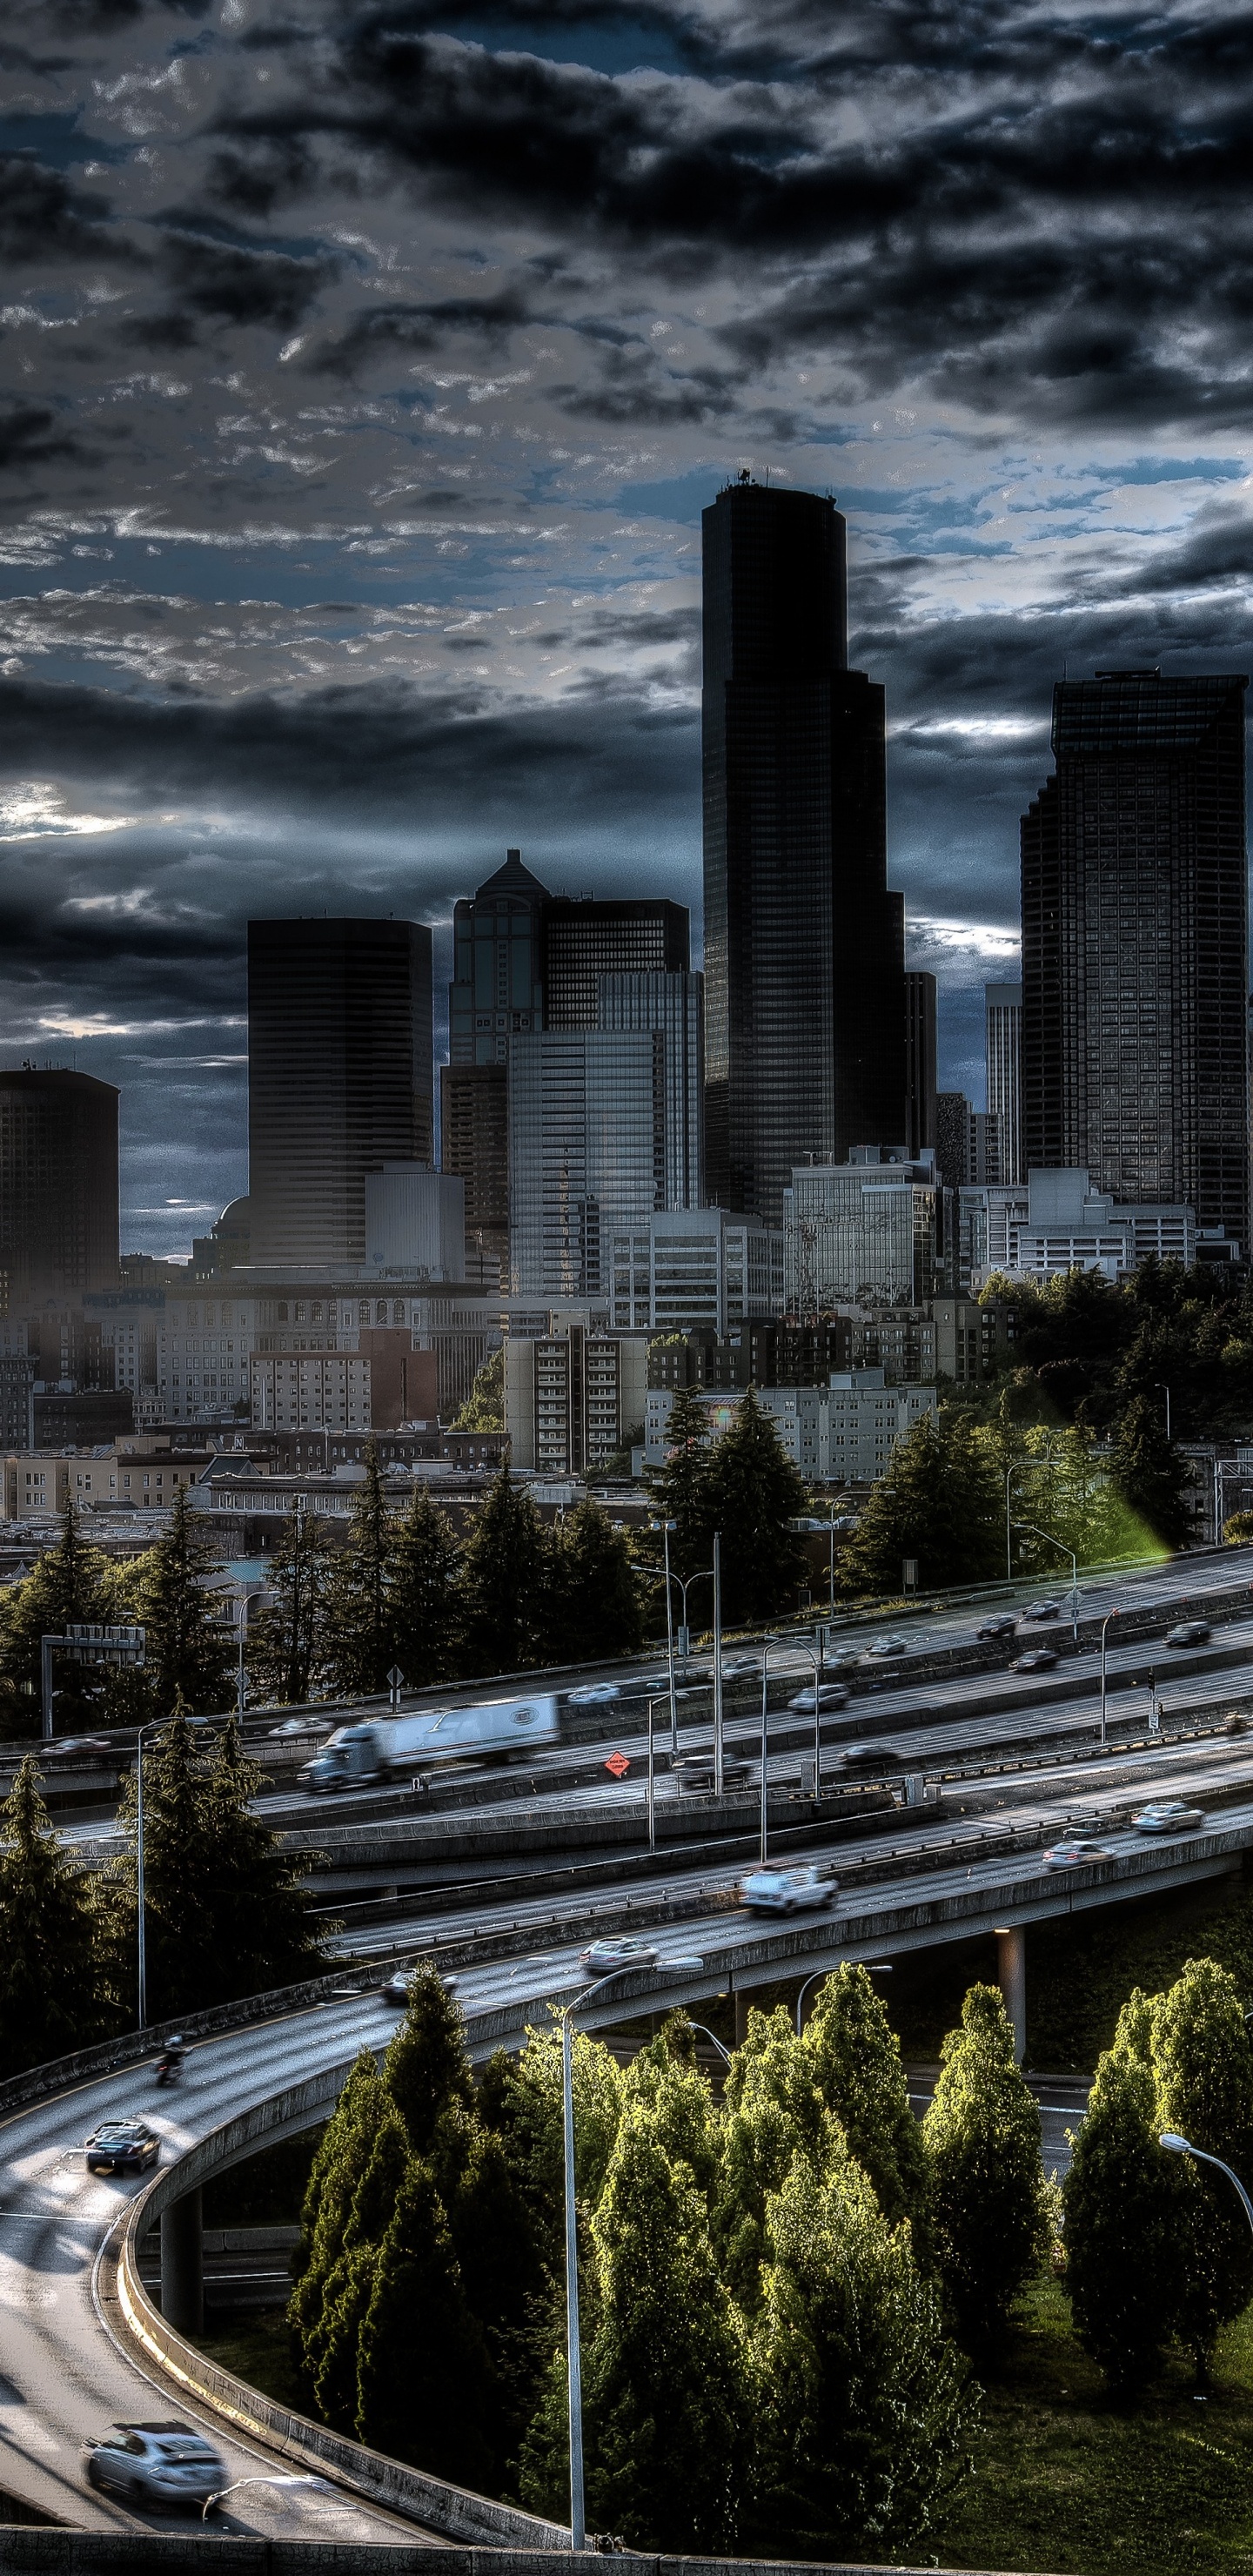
[
  {"x1": 387, "y1": 1664, "x2": 405, "y2": 1714},
  {"x1": 603, "y1": 1750, "x2": 630, "y2": 1779},
  {"x1": 42, "y1": 1624, "x2": 146, "y2": 1741}
]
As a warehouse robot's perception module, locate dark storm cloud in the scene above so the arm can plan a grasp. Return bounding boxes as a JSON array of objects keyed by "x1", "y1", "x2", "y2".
[
  {"x1": 0, "y1": 400, "x2": 91, "y2": 473},
  {"x1": 0, "y1": 151, "x2": 117, "y2": 261},
  {"x1": 157, "y1": 225, "x2": 333, "y2": 330},
  {"x1": 318, "y1": 285, "x2": 533, "y2": 372}
]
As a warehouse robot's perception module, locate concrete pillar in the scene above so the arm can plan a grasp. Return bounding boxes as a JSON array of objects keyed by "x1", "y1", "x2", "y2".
[
  {"x1": 160, "y1": 2185, "x2": 204, "y2": 2336},
  {"x1": 734, "y1": 1989, "x2": 750, "y2": 2047},
  {"x1": 996, "y1": 1926, "x2": 1026, "y2": 2066}
]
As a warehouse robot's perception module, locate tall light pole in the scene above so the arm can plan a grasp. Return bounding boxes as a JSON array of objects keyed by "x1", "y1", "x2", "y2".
[
  {"x1": 1014, "y1": 1522, "x2": 1080, "y2": 1642},
  {"x1": 712, "y1": 1531, "x2": 724, "y2": 1796},
  {"x1": 1160, "y1": 2132, "x2": 1253, "y2": 2237},
  {"x1": 1004, "y1": 1458, "x2": 1039, "y2": 1581},
  {"x1": 789, "y1": 1637, "x2": 824, "y2": 1797},
  {"x1": 794, "y1": 1960, "x2": 892, "y2": 2036},
  {"x1": 759, "y1": 1637, "x2": 784, "y2": 1864},
  {"x1": 645, "y1": 1694, "x2": 667, "y2": 1855},
  {"x1": 671, "y1": 1565, "x2": 714, "y2": 1661},
  {"x1": 1099, "y1": 1606, "x2": 1120, "y2": 1748},
  {"x1": 648, "y1": 1517, "x2": 679, "y2": 1754},
  {"x1": 1156, "y1": 1383, "x2": 1172, "y2": 1444}
]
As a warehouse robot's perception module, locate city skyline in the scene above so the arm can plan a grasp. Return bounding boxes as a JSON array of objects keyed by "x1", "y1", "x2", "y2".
[{"x1": 2, "y1": 2, "x2": 1249, "y2": 1252}]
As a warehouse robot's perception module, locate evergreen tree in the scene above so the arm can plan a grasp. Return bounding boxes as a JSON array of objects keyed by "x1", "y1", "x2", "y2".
[
  {"x1": 584, "y1": 2106, "x2": 748, "y2": 2551},
  {"x1": 922, "y1": 1984, "x2": 1051, "y2": 2343},
  {"x1": 1062, "y1": 2026, "x2": 1186, "y2": 2388},
  {"x1": 452, "y1": 1345, "x2": 504, "y2": 1431},
  {"x1": 200, "y1": 1716, "x2": 327, "y2": 1997},
  {"x1": 839, "y1": 1412, "x2": 1002, "y2": 1597},
  {"x1": 382, "y1": 1961, "x2": 476, "y2": 2156},
  {"x1": 714, "y1": 2004, "x2": 835, "y2": 2310},
  {"x1": 289, "y1": 2050, "x2": 389, "y2": 2381},
  {"x1": 0, "y1": 1757, "x2": 117, "y2": 2076},
  {"x1": 322, "y1": 1442, "x2": 396, "y2": 1698},
  {"x1": 245, "y1": 1502, "x2": 327, "y2": 1705},
  {"x1": 1151, "y1": 1955, "x2": 1253, "y2": 2368},
  {"x1": 620, "y1": 2018, "x2": 720, "y2": 2208},
  {"x1": 750, "y1": 2153, "x2": 974, "y2": 2559},
  {"x1": 803, "y1": 1965, "x2": 934, "y2": 2260},
  {"x1": 355, "y1": 2157, "x2": 496, "y2": 2488},
  {"x1": 0, "y1": 1503, "x2": 119, "y2": 1739},
  {"x1": 700, "y1": 1391, "x2": 809, "y2": 1627},
  {"x1": 387, "y1": 1486, "x2": 461, "y2": 1685},
  {"x1": 481, "y1": 2020, "x2": 623, "y2": 2278},
  {"x1": 310, "y1": 2108, "x2": 411, "y2": 2429},
  {"x1": 457, "y1": 1464, "x2": 552, "y2": 1676},
  {"x1": 1111, "y1": 1394, "x2": 1191, "y2": 1553},
  {"x1": 547, "y1": 1501, "x2": 644, "y2": 1665},
  {"x1": 123, "y1": 1486, "x2": 234, "y2": 1716},
  {"x1": 641, "y1": 1383, "x2": 716, "y2": 1585}
]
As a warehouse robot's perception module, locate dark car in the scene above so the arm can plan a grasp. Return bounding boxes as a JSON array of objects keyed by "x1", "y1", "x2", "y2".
[
  {"x1": 84, "y1": 2422, "x2": 225, "y2": 2510},
  {"x1": 1010, "y1": 1647, "x2": 1059, "y2": 1673},
  {"x1": 84, "y1": 2118, "x2": 160, "y2": 2177},
  {"x1": 978, "y1": 1614, "x2": 1017, "y2": 1640},
  {"x1": 1023, "y1": 1599, "x2": 1062, "y2": 1622},
  {"x1": 839, "y1": 1741, "x2": 905, "y2": 1768},
  {"x1": 1164, "y1": 1621, "x2": 1211, "y2": 1647}
]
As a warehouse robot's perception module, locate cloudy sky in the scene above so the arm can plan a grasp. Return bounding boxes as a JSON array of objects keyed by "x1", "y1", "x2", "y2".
[{"x1": 3, "y1": 0, "x2": 1251, "y2": 1251}]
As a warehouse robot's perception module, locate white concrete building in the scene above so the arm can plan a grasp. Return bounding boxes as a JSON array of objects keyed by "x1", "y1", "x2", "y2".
[
  {"x1": 967, "y1": 1167, "x2": 1199, "y2": 1283},
  {"x1": 643, "y1": 1368, "x2": 937, "y2": 1482},
  {"x1": 608, "y1": 1206, "x2": 784, "y2": 1334}
]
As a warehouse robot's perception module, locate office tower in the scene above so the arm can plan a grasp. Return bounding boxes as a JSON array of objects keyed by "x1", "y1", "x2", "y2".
[
  {"x1": 364, "y1": 1164, "x2": 466, "y2": 1278},
  {"x1": 596, "y1": 969, "x2": 704, "y2": 1208},
  {"x1": 701, "y1": 476, "x2": 906, "y2": 1224},
  {"x1": 0, "y1": 1069, "x2": 119, "y2": 1304},
  {"x1": 439, "y1": 1063, "x2": 508, "y2": 1280},
  {"x1": 935, "y1": 1091, "x2": 971, "y2": 1192},
  {"x1": 904, "y1": 969, "x2": 937, "y2": 1158},
  {"x1": 447, "y1": 848, "x2": 547, "y2": 1067},
  {"x1": 782, "y1": 1148, "x2": 941, "y2": 1313},
  {"x1": 247, "y1": 918, "x2": 433, "y2": 1265},
  {"x1": 1022, "y1": 671, "x2": 1250, "y2": 1246},
  {"x1": 543, "y1": 898, "x2": 689, "y2": 1029},
  {"x1": 985, "y1": 982, "x2": 1023, "y2": 1183},
  {"x1": 508, "y1": 1030, "x2": 666, "y2": 1297}
]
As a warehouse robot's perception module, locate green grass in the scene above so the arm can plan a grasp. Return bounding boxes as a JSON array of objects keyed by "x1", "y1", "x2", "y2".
[
  {"x1": 195, "y1": 2306, "x2": 305, "y2": 2413},
  {"x1": 937, "y1": 2278, "x2": 1253, "y2": 2576}
]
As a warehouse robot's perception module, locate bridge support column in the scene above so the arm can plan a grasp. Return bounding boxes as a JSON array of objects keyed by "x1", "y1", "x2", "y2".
[
  {"x1": 160, "y1": 2185, "x2": 204, "y2": 2336},
  {"x1": 734, "y1": 1989, "x2": 750, "y2": 2047},
  {"x1": 995, "y1": 1925, "x2": 1026, "y2": 2065}
]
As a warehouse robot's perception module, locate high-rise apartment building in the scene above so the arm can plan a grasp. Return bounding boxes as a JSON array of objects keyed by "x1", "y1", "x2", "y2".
[
  {"x1": 702, "y1": 477, "x2": 906, "y2": 1224},
  {"x1": 247, "y1": 919, "x2": 433, "y2": 1265},
  {"x1": 1022, "y1": 672, "x2": 1250, "y2": 1247},
  {"x1": 904, "y1": 969, "x2": 937, "y2": 1158},
  {"x1": 985, "y1": 982, "x2": 1023, "y2": 1184},
  {"x1": 543, "y1": 899, "x2": 688, "y2": 1029},
  {"x1": 0, "y1": 1069, "x2": 119, "y2": 1305}
]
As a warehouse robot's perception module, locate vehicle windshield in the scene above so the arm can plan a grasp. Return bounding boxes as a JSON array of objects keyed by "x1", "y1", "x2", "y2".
[{"x1": 154, "y1": 2439, "x2": 214, "y2": 2460}]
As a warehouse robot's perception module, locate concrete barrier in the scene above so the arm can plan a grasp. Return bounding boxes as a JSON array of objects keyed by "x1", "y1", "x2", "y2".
[{"x1": 0, "y1": 2539, "x2": 1039, "y2": 2575}]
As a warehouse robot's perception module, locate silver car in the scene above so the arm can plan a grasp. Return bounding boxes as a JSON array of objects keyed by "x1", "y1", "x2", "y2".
[
  {"x1": 740, "y1": 1863, "x2": 837, "y2": 1915},
  {"x1": 788, "y1": 1682, "x2": 850, "y2": 1712},
  {"x1": 1134, "y1": 1801, "x2": 1205, "y2": 1835},
  {"x1": 84, "y1": 2422, "x2": 226, "y2": 2511}
]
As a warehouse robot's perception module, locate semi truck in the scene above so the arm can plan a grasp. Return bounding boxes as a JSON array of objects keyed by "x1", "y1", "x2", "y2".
[{"x1": 300, "y1": 1694, "x2": 559, "y2": 1792}]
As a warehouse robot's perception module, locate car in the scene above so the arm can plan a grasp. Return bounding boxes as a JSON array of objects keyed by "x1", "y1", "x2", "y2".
[
  {"x1": 1042, "y1": 1836, "x2": 1115, "y2": 1868},
  {"x1": 977, "y1": 1614, "x2": 1018, "y2": 1640},
  {"x1": 1010, "y1": 1647, "x2": 1059, "y2": 1672},
  {"x1": 566, "y1": 1681, "x2": 621, "y2": 1706},
  {"x1": 84, "y1": 2119, "x2": 160, "y2": 2177},
  {"x1": 740, "y1": 1863, "x2": 837, "y2": 1915},
  {"x1": 1134, "y1": 1801, "x2": 1205, "y2": 1835},
  {"x1": 1023, "y1": 1598, "x2": 1062, "y2": 1622},
  {"x1": 838, "y1": 1740, "x2": 905, "y2": 1768},
  {"x1": 84, "y1": 2421, "x2": 226, "y2": 2510},
  {"x1": 787, "y1": 1682, "x2": 850, "y2": 1712},
  {"x1": 267, "y1": 1716, "x2": 327, "y2": 1738},
  {"x1": 46, "y1": 1734, "x2": 114, "y2": 1758},
  {"x1": 719, "y1": 1656, "x2": 760, "y2": 1679},
  {"x1": 865, "y1": 1633, "x2": 909, "y2": 1657},
  {"x1": 379, "y1": 1967, "x2": 459, "y2": 2004},
  {"x1": 1165, "y1": 1621, "x2": 1211, "y2": 1647},
  {"x1": 579, "y1": 1935, "x2": 660, "y2": 1975}
]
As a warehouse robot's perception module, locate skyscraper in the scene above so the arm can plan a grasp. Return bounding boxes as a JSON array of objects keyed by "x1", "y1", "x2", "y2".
[
  {"x1": 596, "y1": 969, "x2": 704, "y2": 1209},
  {"x1": 0, "y1": 1069, "x2": 119, "y2": 1304},
  {"x1": 442, "y1": 848, "x2": 546, "y2": 1283},
  {"x1": 904, "y1": 969, "x2": 937, "y2": 1158},
  {"x1": 247, "y1": 918, "x2": 433, "y2": 1265},
  {"x1": 507, "y1": 1030, "x2": 665, "y2": 1298},
  {"x1": 701, "y1": 476, "x2": 906, "y2": 1224},
  {"x1": 1022, "y1": 672, "x2": 1249, "y2": 1246},
  {"x1": 543, "y1": 899, "x2": 689, "y2": 1028},
  {"x1": 985, "y1": 982, "x2": 1023, "y2": 1184}
]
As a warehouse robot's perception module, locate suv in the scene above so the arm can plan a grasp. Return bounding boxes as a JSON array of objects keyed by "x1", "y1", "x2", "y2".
[
  {"x1": 84, "y1": 2422, "x2": 225, "y2": 2510},
  {"x1": 740, "y1": 1863, "x2": 837, "y2": 1915},
  {"x1": 84, "y1": 2119, "x2": 159, "y2": 2177}
]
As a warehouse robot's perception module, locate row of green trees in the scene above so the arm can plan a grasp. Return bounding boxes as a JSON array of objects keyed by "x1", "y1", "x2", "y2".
[
  {"x1": 640, "y1": 1384, "x2": 812, "y2": 1620},
  {"x1": 292, "y1": 1966, "x2": 1062, "y2": 2557},
  {"x1": 0, "y1": 1727, "x2": 325, "y2": 2076},
  {"x1": 0, "y1": 1490, "x2": 238, "y2": 1740},
  {"x1": 976, "y1": 1256, "x2": 1253, "y2": 1445}
]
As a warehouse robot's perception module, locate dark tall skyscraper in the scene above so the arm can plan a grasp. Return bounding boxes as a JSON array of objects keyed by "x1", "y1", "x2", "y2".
[
  {"x1": 543, "y1": 899, "x2": 689, "y2": 1028},
  {"x1": 248, "y1": 918, "x2": 433, "y2": 1265},
  {"x1": 1022, "y1": 672, "x2": 1249, "y2": 1247},
  {"x1": 0, "y1": 1069, "x2": 118, "y2": 1303},
  {"x1": 442, "y1": 849, "x2": 546, "y2": 1278},
  {"x1": 701, "y1": 476, "x2": 906, "y2": 1222},
  {"x1": 904, "y1": 969, "x2": 937, "y2": 1158}
]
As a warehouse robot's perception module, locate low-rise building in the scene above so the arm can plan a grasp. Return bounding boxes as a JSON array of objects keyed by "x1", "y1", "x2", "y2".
[
  {"x1": 967, "y1": 1167, "x2": 1203, "y2": 1283},
  {"x1": 3, "y1": 1434, "x2": 209, "y2": 1522},
  {"x1": 643, "y1": 1368, "x2": 937, "y2": 1483}
]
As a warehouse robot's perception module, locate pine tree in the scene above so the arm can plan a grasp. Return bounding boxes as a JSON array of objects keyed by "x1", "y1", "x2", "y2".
[
  {"x1": 245, "y1": 1503, "x2": 327, "y2": 1705},
  {"x1": 1062, "y1": 2027, "x2": 1186, "y2": 2388},
  {"x1": 382, "y1": 1961, "x2": 476, "y2": 2156},
  {"x1": 0, "y1": 1757, "x2": 117, "y2": 2076},
  {"x1": 0, "y1": 1503, "x2": 119, "y2": 1739},
  {"x1": 922, "y1": 1984, "x2": 1051, "y2": 2343},
  {"x1": 714, "y1": 2004, "x2": 835, "y2": 2311},
  {"x1": 124, "y1": 1486, "x2": 234, "y2": 1716},
  {"x1": 839, "y1": 1412, "x2": 1002, "y2": 1597},
  {"x1": 1111, "y1": 1394, "x2": 1191, "y2": 1553},
  {"x1": 387, "y1": 1486, "x2": 461, "y2": 1685},
  {"x1": 457, "y1": 1463, "x2": 552, "y2": 1676},
  {"x1": 547, "y1": 1501, "x2": 644, "y2": 1665},
  {"x1": 452, "y1": 1345, "x2": 504, "y2": 1431},
  {"x1": 355, "y1": 2158, "x2": 496, "y2": 2488},
  {"x1": 289, "y1": 2052, "x2": 389, "y2": 2385},
  {"x1": 803, "y1": 1965, "x2": 934, "y2": 2259},
  {"x1": 311, "y1": 2108, "x2": 410, "y2": 2429},
  {"x1": 583, "y1": 2106, "x2": 748, "y2": 2552},
  {"x1": 700, "y1": 1390, "x2": 809, "y2": 1627},
  {"x1": 322, "y1": 1441, "x2": 396, "y2": 1698},
  {"x1": 750, "y1": 2153, "x2": 974, "y2": 2559},
  {"x1": 1151, "y1": 1955, "x2": 1253, "y2": 2368},
  {"x1": 200, "y1": 1716, "x2": 327, "y2": 1998},
  {"x1": 642, "y1": 1385, "x2": 716, "y2": 1585}
]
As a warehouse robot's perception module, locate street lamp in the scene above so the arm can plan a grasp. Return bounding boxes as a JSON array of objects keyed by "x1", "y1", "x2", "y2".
[
  {"x1": 1004, "y1": 1458, "x2": 1041, "y2": 1582},
  {"x1": 555, "y1": 1951, "x2": 705, "y2": 2550},
  {"x1": 1014, "y1": 1522, "x2": 1080, "y2": 1642},
  {"x1": 788, "y1": 1636, "x2": 825, "y2": 1798},
  {"x1": 645, "y1": 1694, "x2": 667, "y2": 1856},
  {"x1": 1156, "y1": 1384, "x2": 1172, "y2": 1444},
  {"x1": 686, "y1": 2021, "x2": 732, "y2": 2066},
  {"x1": 794, "y1": 1960, "x2": 892, "y2": 2036},
  {"x1": 1099, "y1": 1607, "x2": 1120, "y2": 1749},
  {"x1": 758, "y1": 1637, "x2": 787, "y2": 1865},
  {"x1": 647, "y1": 1518, "x2": 679, "y2": 1754},
  {"x1": 1160, "y1": 2132, "x2": 1253, "y2": 2237},
  {"x1": 669, "y1": 1565, "x2": 714, "y2": 1662}
]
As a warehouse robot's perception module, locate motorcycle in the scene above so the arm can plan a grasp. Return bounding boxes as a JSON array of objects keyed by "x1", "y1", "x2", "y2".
[{"x1": 155, "y1": 2037, "x2": 188, "y2": 2087}]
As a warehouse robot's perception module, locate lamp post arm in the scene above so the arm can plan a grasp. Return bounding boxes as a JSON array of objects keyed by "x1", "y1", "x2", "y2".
[{"x1": 1160, "y1": 2133, "x2": 1253, "y2": 2237}]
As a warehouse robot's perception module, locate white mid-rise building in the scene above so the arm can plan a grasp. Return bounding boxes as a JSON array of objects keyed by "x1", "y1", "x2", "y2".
[
  {"x1": 643, "y1": 1368, "x2": 936, "y2": 1483},
  {"x1": 966, "y1": 1167, "x2": 1200, "y2": 1283},
  {"x1": 609, "y1": 1207, "x2": 784, "y2": 1334}
]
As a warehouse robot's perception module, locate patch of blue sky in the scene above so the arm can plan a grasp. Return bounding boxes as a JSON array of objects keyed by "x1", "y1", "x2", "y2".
[
  {"x1": 0, "y1": 112, "x2": 129, "y2": 167},
  {"x1": 444, "y1": 17, "x2": 689, "y2": 75},
  {"x1": 1069, "y1": 457, "x2": 1247, "y2": 488}
]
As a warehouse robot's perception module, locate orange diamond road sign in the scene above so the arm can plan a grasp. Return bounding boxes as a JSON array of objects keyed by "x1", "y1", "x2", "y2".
[{"x1": 604, "y1": 1751, "x2": 630, "y2": 1779}]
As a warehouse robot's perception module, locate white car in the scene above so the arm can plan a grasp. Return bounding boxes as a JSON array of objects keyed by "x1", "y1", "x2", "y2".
[
  {"x1": 379, "y1": 1967, "x2": 458, "y2": 2003},
  {"x1": 1134, "y1": 1801, "x2": 1205, "y2": 1835},
  {"x1": 1042, "y1": 1836, "x2": 1114, "y2": 1869},
  {"x1": 84, "y1": 2422, "x2": 226, "y2": 2511},
  {"x1": 787, "y1": 1682, "x2": 850, "y2": 1713},
  {"x1": 566, "y1": 1681, "x2": 621, "y2": 1706},
  {"x1": 720, "y1": 1656, "x2": 760, "y2": 1679},
  {"x1": 864, "y1": 1634, "x2": 909, "y2": 1658},
  {"x1": 580, "y1": 1935, "x2": 660, "y2": 1975},
  {"x1": 268, "y1": 1715, "x2": 330, "y2": 1738},
  {"x1": 740, "y1": 1864, "x2": 837, "y2": 1915}
]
